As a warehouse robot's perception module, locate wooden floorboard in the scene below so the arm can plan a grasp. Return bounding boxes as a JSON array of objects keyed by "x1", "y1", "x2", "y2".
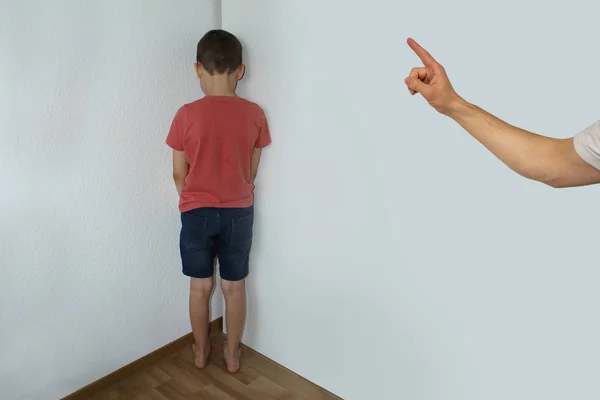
[
  {"x1": 86, "y1": 330, "x2": 342, "y2": 400},
  {"x1": 64, "y1": 319, "x2": 224, "y2": 400}
]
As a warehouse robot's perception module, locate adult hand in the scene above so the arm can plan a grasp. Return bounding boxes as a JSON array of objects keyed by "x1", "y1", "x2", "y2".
[{"x1": 404, "y1": 38, "x2": 464, "y2": 116}]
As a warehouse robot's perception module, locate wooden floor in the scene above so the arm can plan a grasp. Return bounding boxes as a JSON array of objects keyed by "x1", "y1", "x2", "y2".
[{"x1": 89, "y1": 331, "x2": 341, "y2": 400}]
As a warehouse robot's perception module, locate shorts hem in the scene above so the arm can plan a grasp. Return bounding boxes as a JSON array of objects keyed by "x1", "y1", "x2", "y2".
[
  {"x1": 182, "y1": 269, "x2": 214, "y2": 279},
  {"x1": 219, "y1": 271, "x2": 249, "y2": 282}
]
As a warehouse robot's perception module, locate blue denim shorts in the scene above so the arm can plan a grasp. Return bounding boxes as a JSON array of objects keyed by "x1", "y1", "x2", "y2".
[{"x1": 180, "y1": 206, "x2": 253, "y2": 281}]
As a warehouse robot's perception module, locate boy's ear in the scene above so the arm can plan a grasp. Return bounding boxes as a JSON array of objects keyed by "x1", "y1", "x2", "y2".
[
  {"x1": 194, "y1": 63, "x2": 203, "y2": 79},
  {"x1": 236, "y1": 64, "x2": 246, "y2": 81}
]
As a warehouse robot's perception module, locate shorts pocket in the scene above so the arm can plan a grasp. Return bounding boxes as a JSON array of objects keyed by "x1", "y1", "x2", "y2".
[
  {"x1": 180, "y1": 213, "x2": 208, "y2": 251},
  {"x1": 231, "y1": 213, "x2": 253, "y2": 246}
]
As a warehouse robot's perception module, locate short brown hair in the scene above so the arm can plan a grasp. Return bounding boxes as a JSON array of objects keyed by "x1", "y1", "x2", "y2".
[{"x1": 196, "y1": 30, "x2": 242, "y2": 75}]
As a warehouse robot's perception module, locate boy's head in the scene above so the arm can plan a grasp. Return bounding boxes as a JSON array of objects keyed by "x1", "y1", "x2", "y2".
[{"x1": 195, "y1": 30, "x2": 244, "y2": 95}]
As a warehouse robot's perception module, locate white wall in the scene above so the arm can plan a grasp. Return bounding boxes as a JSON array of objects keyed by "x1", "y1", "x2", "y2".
[
  {"x1": 0, "y1": 1, "x2": 222, "y2": 398},
  {"x1": 223, "y1": 1, "x2": 600, "y2": 399}
]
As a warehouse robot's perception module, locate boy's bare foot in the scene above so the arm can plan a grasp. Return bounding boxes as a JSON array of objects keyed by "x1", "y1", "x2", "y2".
[
  {"x1": 222, "y1": 343, "x2": 241, "y2": 373},
  {"x1": 192, "y1": 342, "x2": 211, "y2": 369}
]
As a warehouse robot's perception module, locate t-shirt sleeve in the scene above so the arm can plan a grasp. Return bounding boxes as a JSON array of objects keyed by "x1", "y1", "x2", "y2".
[
  {"x1": 255, "y1": 110, "x2": 272, "y2": 149},
  {"x1": 166, "y1": 107, "x2": 185, "y2": 151},
  {"x1": 573, "y1": 120, "x2": 600, "y2": 171}
]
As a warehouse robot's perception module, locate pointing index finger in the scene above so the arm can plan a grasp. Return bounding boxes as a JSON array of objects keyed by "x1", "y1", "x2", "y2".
[{"x1": 407, "y1": 38, "x2": 438, "y2": 67}]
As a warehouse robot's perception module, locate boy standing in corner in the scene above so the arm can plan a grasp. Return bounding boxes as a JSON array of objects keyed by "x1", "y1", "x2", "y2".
[{"x1": 166, "y1": 30, "x2": 271, "y2": 373}]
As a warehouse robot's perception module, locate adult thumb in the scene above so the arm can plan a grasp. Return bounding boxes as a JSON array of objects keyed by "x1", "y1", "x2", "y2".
[{"x1": 405, "y1": 77, "x2": 429, "y2": 97}]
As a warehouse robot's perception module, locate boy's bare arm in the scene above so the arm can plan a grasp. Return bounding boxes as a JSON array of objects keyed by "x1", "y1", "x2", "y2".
[
  {"x1": 250, "y1": 148, "x2": 262, "y2": 185},
  {"x1": 172, "y1": 150, "x2": 189, "y2": 195}
]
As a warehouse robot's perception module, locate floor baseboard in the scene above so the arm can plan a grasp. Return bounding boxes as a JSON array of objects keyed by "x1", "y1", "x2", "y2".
[{"x1": 61, "y1": 317, "x2": 223, "y2": 400}]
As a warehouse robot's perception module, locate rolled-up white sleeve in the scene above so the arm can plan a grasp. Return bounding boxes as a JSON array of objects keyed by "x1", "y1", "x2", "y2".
[{"x1": 573, "y1": 121, "x2": 600, "y2": 171}]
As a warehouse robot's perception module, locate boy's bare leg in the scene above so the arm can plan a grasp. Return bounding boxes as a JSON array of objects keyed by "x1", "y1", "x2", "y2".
[
  {"x1": 221, "y1": 279, "x2": 246, "y2": 373},
  {"x1": 190, "y1": 277, "x2": 213, "y2": 369}
]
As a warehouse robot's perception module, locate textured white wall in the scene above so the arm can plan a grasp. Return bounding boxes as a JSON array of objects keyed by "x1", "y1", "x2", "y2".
[
  {"x1": 223, "y1": 1, "x2": 600, "y2": 399},
  {"x1": 0, "y1": 1, "x2": 222, "y2": 398}
]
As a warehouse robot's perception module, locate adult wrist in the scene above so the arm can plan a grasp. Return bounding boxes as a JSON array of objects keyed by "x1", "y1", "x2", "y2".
[{"x1": 445, "y1": 96, "x2": 472, "y2": 120}]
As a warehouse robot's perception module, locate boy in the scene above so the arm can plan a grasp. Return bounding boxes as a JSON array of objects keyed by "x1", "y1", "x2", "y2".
[{"x1": 166, "y1": 30, "x2": 271, "y2": 373}]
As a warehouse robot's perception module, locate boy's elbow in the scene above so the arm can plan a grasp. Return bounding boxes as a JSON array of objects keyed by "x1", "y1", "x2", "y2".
[{"x1": 172, "y1": 171, "x2": 186, "y2": 182}]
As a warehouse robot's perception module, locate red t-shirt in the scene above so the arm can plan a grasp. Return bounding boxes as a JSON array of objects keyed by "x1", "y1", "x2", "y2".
[{"x1": 166, "y1": 96, "x2": 271, "y2": 212}]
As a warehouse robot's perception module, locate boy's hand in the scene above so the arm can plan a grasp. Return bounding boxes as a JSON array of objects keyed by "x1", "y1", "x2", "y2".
[{"x1": 404, "y1": 38, "x2": 465, "y2": 116}]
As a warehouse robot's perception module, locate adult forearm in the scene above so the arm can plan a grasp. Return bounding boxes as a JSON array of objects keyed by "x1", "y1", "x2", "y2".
[{"x1": 447, "y1": 99, "x2": 564, "y2": 183}]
